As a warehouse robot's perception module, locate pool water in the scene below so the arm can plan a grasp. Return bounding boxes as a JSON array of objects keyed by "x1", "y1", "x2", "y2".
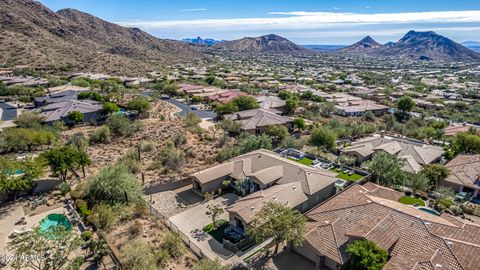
[
  {"x1": 39, "y1": 214, "x2": 72, "y2": 233},
  {"x1": 418, "y1": 207, "x2": 440, "y2": 216}
]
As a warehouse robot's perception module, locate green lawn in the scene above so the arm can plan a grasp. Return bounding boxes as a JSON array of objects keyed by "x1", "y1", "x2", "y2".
[
  {"x1": 203, "y1": 219, "x2": 229, "y2": 243},
  {"x1": 288, "y1": 157, "x2": 314, "y2": 166},
  {"x1": 329, "y1": 168, "x2": 364, "y2": 181},
  {"x1": 398, "y1": 196, "x2": 426, "y2": 206}
]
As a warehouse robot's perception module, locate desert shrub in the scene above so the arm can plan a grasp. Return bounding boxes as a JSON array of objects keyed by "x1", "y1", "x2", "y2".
[
  {"x1": 156, "y1": 141, "x2": 184, "y2": 171},
  {"x1": 105, "y1": 115, "x2": 140, "y2": 137},
  {"x1": 172, "y1": 132, "x2": 187, "y2": 146},
  {"x1": 162, "y1": 231, "x2": 185, "y2": 259},
  {"x1": 85, "y1": 164, "x2": 143, "y2": 204},
  {"x1": 81, "y1": 231, "x2": 93, "y2": 241},
  {"x1": 75, "y1": 199, "x2": 91, "y2": 217},
  {"x1": 128, "y1": 221, "x2": 143, "y2": 237},
  {"x1": 120, "y1": 241, "x2": 157, "y2": 270},
  {"x1": 156, "y1": 249, "x2": 170, "y2": 267},
  {"x1": 88, "y1": 203, "x2": 117, "y2": 231},
  {"x1": 89, "y1": 126, "x2": 111, "y2": 144},
  {"x1": 67, "y1": 256, "x2": 84, "y2": 270}
]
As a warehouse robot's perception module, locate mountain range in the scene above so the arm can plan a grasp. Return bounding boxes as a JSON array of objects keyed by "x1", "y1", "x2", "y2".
[
  {"x1": 337, "y1": 31, "x2": 480, "y2": 62},
  {"x1": 182, "y1": 37, "x2": 224, "y2": 45},
  {"x1": 0, "y1": 0, "x2": 203, "y2": 75},
  {"x1": 212, "y1": 34, "x2": 313, "y2": 55}
]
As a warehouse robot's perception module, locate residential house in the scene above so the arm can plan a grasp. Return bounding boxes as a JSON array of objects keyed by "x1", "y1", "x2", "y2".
[
  {"x1": 295, "y1": 182, "x2": 480, "y2": 270},
  {"x1": 205, "y1": 89, "x2": 245, "y2": 103},
  {"x1": 190, "y1": 149, "x2": 338, "y2": 231},
  {"x1": 256, "y1": 96, "x2": 286, "y2": 111},
  {"x1": 342, "y1": 135, "x2": 444, "y2": 173},
  {"x1": 444, "y1": 124, "x2": 479, "y2": 137},
  {"x1": 223, "y1": 109, "x2": 293, "y2": 134},
  {"x1": 34, "y1": 90, "x2": 85, "y2": 107},
  {"x1": 441, "y1": 154, "x2": 480, "y2": 198},
  {"x1": 319, "y1": 93, "x2": 388, "y2": 116},
  {"x1": 39, "y1": 100, "x2": 103, "y2": 124}
]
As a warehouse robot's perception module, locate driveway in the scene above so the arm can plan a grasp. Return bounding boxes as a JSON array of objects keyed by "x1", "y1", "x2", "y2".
[
  {"x1": 168, "y1": 194, "x2": 242, "y2": 264},
  {"x1": 164, "y1": 98, "x2": 217, "y2": 119},
  {"x1": 0, "y1": 102, "x2": 17, "y2": 121}
]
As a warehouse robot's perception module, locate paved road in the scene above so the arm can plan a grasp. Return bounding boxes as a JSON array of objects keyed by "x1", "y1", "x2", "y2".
[
  {"x1": 164, "y1": 98, "x2": 217, "y2": 119},
  {"x1": 0, "y1": 102, "x2": 17, "y2": 121}
]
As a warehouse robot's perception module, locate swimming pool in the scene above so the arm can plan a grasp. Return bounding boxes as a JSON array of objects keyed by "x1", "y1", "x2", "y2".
[
  {"x1": 417, "y1": 207, "x2": 440, "y2": 216},
  {"x1": 39, "y1": 214, "x2": 72, "y2": 233}
]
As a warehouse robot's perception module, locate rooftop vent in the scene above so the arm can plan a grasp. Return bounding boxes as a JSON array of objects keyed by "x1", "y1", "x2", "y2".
[{"x1": 250, "y1": 207, "x2": 255, "y2": 211}]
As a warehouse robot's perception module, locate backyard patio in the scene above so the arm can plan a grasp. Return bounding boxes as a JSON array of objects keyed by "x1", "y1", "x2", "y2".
[{"x1": 167, "y1": 193, "x2": 244, "y2": 265}]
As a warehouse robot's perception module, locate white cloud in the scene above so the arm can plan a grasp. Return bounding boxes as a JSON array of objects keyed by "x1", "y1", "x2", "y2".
[
  {"x1": 115, "y1": 10, "x2": 480, "y2": 32},
  {"x1": 180, "y1": 8, "x2": 207, "y2": 12}
]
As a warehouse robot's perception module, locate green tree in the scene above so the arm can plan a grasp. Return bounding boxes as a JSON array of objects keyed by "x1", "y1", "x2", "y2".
[
  {"x1": 1, "y1": 128, "x2": 56, "y2": 152},
  {"x1": 0, "y1": 157, "x2": 45, "y2": 202},
  {"x1": 248, "y1": 201, "x2": 307, "y2": 254},
  {"x1": 406, "y1": 173, "x2": 429, "y2": 195},
  {"x1": 346, "y1": 240, "x2": 388, "y2": 270},
  {"x1": 232, "y1": 96, "x2": 259, "y2": 111},
  {"x1": 293, "y1": 117, "x2": 306, "y2": 130},
  {"x1": 14, "y1": 112, "x2": 45, "y2": 128},
  {"x1": 206, "y1": 204, "x2": 225, "y2": 228},
  {"x1": 319, "y1": 101, "x2": 336, "y2": 117},
  {"x1": 364, "y1": 152, "x2": 406, "y2": 186},
  {"x1": 213, "y1": 101, "x2": 239, "y2": 115},
  {"x1": 279, "y1": 136, "x2": 304, "y2": 150},
  {"x1": 285, "y1": 97, "x2": 299, "y2": 115},
  {"x1": 397, "y1": 96, "x2": 415, "y2": 116},
  {"x1": 77, "y1": 91, "x2": 104, "y2": 102},
  {"x1": 128, "y1": 97, "x2": 151, "y2": 114},
  {"x1": 105, "y1": 114, "x2": 138, "y2": 137},
  {"x1": 8, "y1": 227, "x2": 83, "y2": 270},
  {"x1": 421, "y1": 164, "x2": 450, "y2": 188},
  {"x1": 120, "y1": 241, "x2": 157, "y2": 270},
  {"x1": 453, "y1": 132, "x2": 480, "y2": 154},
  {"x1": 67, "y1": 111, "x2": 84, "y2": 125},
  {"x1": 89, "y1": 126, "x2": 112, "y2": 144},
  {"x1": 309, "y1": 127, "x2": 337, "y2": 154},
  {"x1": 265, "y1": 125, "x2": 289, "y2": 142},
  {"x1": 238, "y1": 133, "x2": 272, "y2": 153},
  {"x1": 219, "y1": 119, "x2": 242, "y2": 135},
  {"x1": 42, "y1": 146, "x2": 90, "y2": 181},
  {"x1": 206, "y1": 75, "x2": 216, "y2": 85},
  {"x1": 85, "y1": 164, "x2": 143, "y2": 205},
  {"x1": 102, "y1": 102, "x2": 119, "y2": 114}
]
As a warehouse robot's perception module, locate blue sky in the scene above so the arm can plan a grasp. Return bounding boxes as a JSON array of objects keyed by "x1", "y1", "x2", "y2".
[{"x1": 39, "y1": 0, "x2": 480, "y2": 44}]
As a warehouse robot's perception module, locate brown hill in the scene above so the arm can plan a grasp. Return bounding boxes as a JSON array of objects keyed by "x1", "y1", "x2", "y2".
[
  {"x1": 336, "y1": 31, "x2": 480, "y2": 62},
  {"x1": 0, "y1": 0, "x2": 204, "y2": 75},
  {"x1": 213, "y1": 34, "x2": 313, "y2": 55},
  {"x1": 336, "y1": 36, "x2": 384, "y2": 54},
  {"x1": 381, "y1": 30, "x2": 480, "y2": 62}
]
